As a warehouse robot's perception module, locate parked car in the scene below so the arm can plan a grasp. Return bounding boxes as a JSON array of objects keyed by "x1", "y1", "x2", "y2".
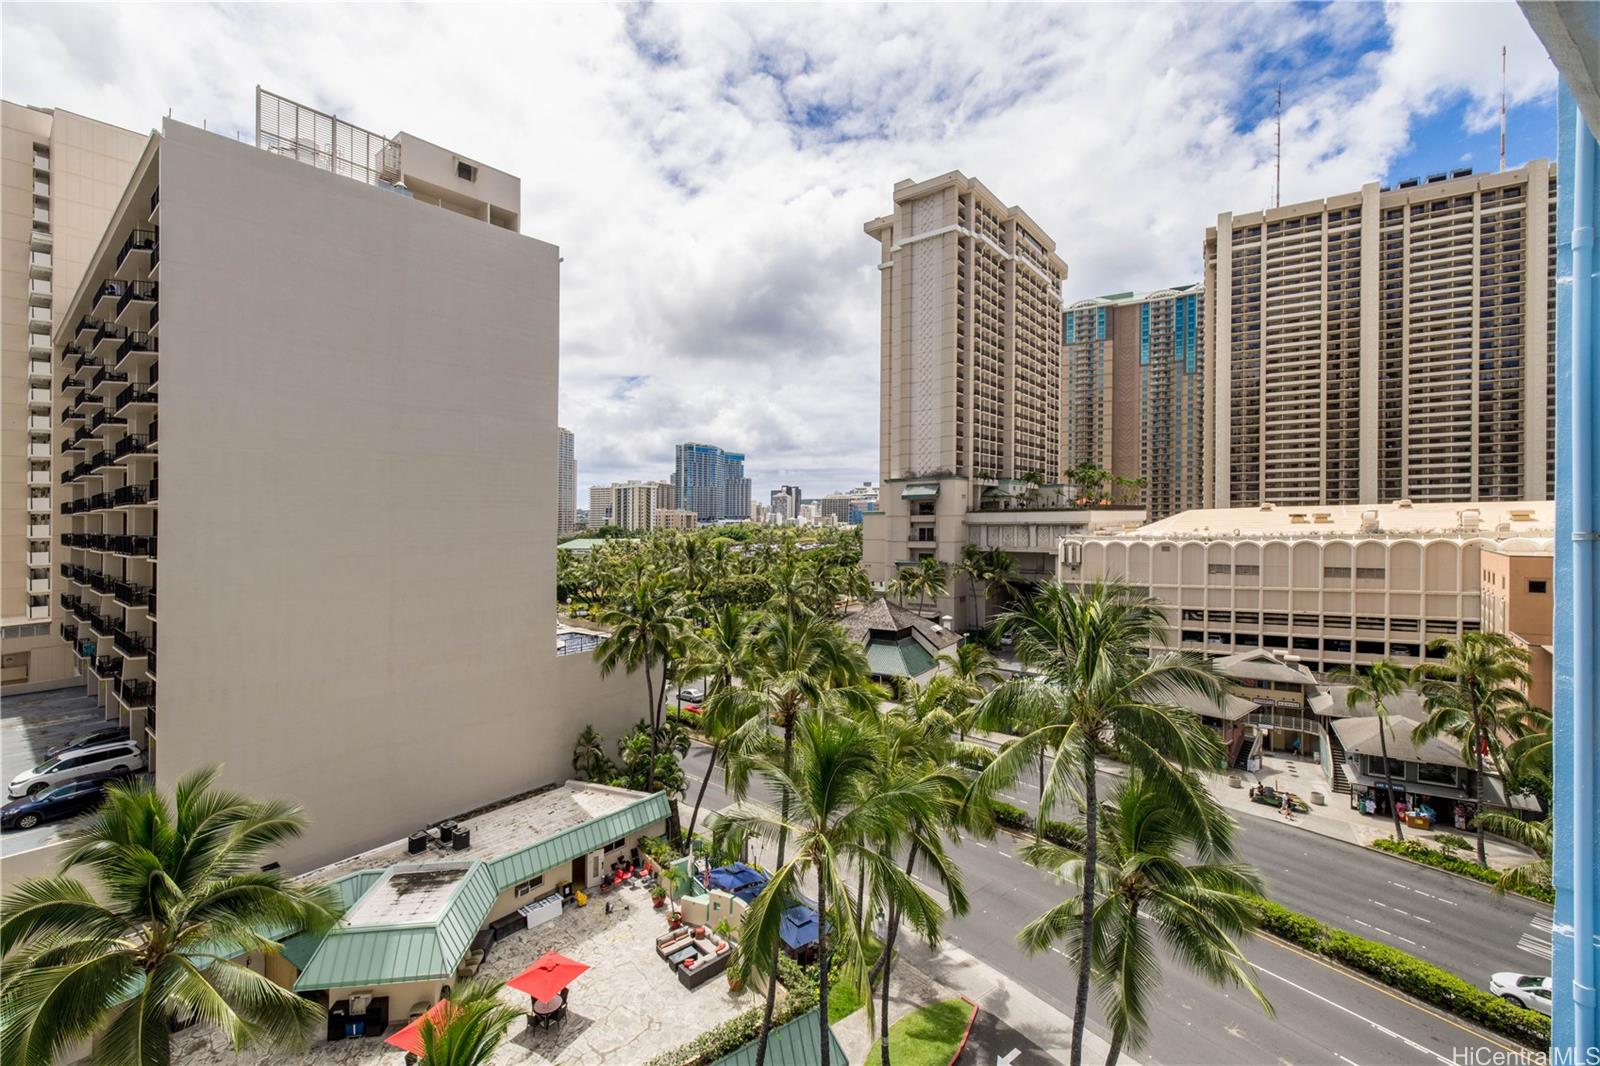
[
  {"x1": 0, "y1": 775, "x2": 122, "y2": 831},
  {"x1": 1489, "y1": 973, "x2": 1553, "y2": 1015},
  {"x1": 47, "y1": 725, "x2": 128, "y2": 758},
  {"x1": 677, "y1": 687, "x2": 705, "y2": 703},
  {"x1": 8, "y1": 742, "x2": 144, "y2": 798}
]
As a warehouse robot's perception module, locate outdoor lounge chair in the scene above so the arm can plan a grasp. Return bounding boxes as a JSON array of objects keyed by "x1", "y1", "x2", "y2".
[
  {"x1": 676, "y1": 948, "x2": 730, "y2": 989},
  {"x1": 655, "y1": 928, "x2": 695, "y2": 960}
]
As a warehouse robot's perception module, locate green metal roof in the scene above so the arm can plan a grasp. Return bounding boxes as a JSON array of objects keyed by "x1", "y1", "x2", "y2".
[
  {"x1": 899, "y1": 484, "x2": 940, "y2": 500},
  {"x1": 293, "y1": 861, "x2": 500, "y2": 992},
  {"x1": 488, "y1": 791, "x2": 671, "y2": 889},
  {"x1": 285, "y1": 791, "x2": 669, "y2": 992},
  {"x1": 865, "y1": 635, "x2": 936, "y2": 679},
  {"x1": 712, "y1": 1009, "x2": 845, "y2": 1066}
]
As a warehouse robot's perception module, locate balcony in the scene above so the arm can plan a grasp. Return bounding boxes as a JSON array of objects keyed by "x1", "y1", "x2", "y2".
[
  {"x1": 110, "y1": 484, "x2": 150, "y2": 509},
  {"x1": 113, "y1": 676, "x2": 155, "y2": 709},
  {"x1": 92, "y1": 280, "x2": 123, "y2": 318},
  {"x1": 60, "y1": 623, "x2": 76, "y2": 645},
  {"x1": 27, "y1": 578, "x2": 49, "y2": 595},
  {"x1": 91, "y1": 656, "x2": 120, "y2": 680},
  {"x1": 26, "y1": 494, "x2": 49, "y2": 513},
  {"x1": 115, "y1": 229, "x2": 157, "y2": 274},
  {"x1": 111, "y1": 579, "x2": 150, "y2": 608},
  {"x1": 28, "y1": 358, "x2": 51, "y2": 380},
  {"x1": 89, "y1": 365, "x2": 129, "y2": 397},
  {"x1": 146, "y1": 589, "x2": 157, "y2": 617},
  {"x1": 114, "y1": 281, "x2": 157, "y2": 325},
  {"x1": 112, "y1": 629, "x2": 149, "y2": 658},
  {"x1": 114, "y1": 384, "x2": 156, "y2": 414},
  {"x1": 146, "y1": 649, "x2": 156, "y2": 678},
  {"x1": 114, "y1": 331, "x2": 157, "y2": 371},
  {"x1": 112, "y1": 434, "x2": 152, "y2": 462},
  {"x1": 108, "y1": 535, "x2": 156, "y2": 558},
  {"x1": 27, "y1": 523, "x2": 49, "y2": 538}
]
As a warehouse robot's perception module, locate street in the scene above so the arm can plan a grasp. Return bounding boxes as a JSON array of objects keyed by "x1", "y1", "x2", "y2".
[
  {"x1": 0, "y1": 684, "x2": 113, "y2": 856},
  {"x1": 683, "y1": 741, "x2": 1533, "y2": 1065},
  {"x1": 954, "y1": 747, "x2": 1551, "y2": 983}
]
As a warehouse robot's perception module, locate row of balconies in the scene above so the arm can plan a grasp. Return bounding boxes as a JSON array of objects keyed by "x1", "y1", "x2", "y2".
[
  {"x1": 60, "y1": 533, "x2": 157, "y2": 558},
  {"x1": 61, "y1": 482, "x2": 155, "y2": 514}
]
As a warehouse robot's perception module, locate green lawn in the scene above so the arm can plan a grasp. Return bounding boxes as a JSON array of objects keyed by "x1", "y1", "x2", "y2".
[
  {"x1": 886, "y1": 998, "x2": 976, "y2": 1066},
  {"x1": 825, "y1": 938, "x2": 884, "y2": 1022}
]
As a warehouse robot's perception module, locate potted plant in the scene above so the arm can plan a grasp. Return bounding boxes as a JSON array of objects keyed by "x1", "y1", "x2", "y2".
[{"x1": 650, "y1": 882, "x2": 667, "y2": 909}]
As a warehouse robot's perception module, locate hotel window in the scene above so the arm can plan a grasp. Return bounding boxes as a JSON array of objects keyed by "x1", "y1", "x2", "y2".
[{"x1": 1528, "y1": 580, "x2": 1547, "y2": 594}]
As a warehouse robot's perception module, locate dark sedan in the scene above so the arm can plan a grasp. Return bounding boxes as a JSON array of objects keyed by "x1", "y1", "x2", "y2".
[{"x1": 0, "y1": 777, "x2": 113, "y2": 831}]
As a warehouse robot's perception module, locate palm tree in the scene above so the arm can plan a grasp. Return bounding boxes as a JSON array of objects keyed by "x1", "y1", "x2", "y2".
[
  {"x1": 917, "y1": 557, "x2": 948, "y2": 617},
  {"x1": 957, "y1": 547, "x2": 1017, "y2": 630},
  {"x1": 728, "y1": 711, "x2": 946, "y2": 1066},
  {"x1": 415, "y1": 979, "x2": 521, "y2": 1066},
  {"x1": 968, "y1": 580, "x2": 1230, "y2": 1066},
  {"x1": 596, "y1": 577, "x2": 691, "y2": 791},
  {"x1": 1019, "y1": 773, "x2": 1271, "y2": 1066},
  {"x1": 857, "y1": 704, "x2": 975, "y2": 1066},
  {"x1": 0, "y1": 769, "x2": 339, "y2": 1066},
  {"x1": 717, "y1": 611, "x2": 876, "y2": 1065},
  {"x1": 571, "y1": 724, "x2": 612, "y2": 782},
  {"x1": 1332, "y1": 661, "x2": 1411, "y2": 842},
  {"x1": 1411, "y1": 632, "x2": 1532, "y2": 867},
  {"x1": 681, "y1": 604, "x2": 763, "y2": 844},
  {"x1": 1476, "y1": 810, "x2": 1552, "y2": 897}
]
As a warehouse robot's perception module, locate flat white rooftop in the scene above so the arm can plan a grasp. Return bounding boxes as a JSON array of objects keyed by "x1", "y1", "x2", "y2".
[
  {"x1": 343, "y1": 862, "x2": 472, "y2": 927},
  {"x1": 308, "y1": 783, "x2": 642, "y2": 884},
  {"x1": 1124, "y1": 500, "x2": 1555, "y2": 538}
]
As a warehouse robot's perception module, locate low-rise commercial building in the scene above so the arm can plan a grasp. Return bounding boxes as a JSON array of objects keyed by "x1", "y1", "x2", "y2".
[
  {"x1": 1479, "y1": 544, "x2": 1555, "y2": 711},
  {"x1": 1058, "y1": 500, "x2": 1555, "y2": 675}
]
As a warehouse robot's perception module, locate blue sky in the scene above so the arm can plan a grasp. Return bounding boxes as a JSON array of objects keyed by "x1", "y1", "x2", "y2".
[{"x1": 2, "y1": 3, "x2": 1559, "y2": 502}]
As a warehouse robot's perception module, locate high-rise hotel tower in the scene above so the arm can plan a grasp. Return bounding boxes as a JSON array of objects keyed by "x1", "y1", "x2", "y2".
[
  {"x1": 1204, "y1": 162, "x2": 1555, "y2": 508},
  {"x1": 861, "y1": 172, "x2": 1069, "y2": 627},
  {"x1": 1062, "y1": 285, "x2": 1205, "y2": 519},
  {"x1": 48, "y1": 92, "x2": 573, "y2": 870}
]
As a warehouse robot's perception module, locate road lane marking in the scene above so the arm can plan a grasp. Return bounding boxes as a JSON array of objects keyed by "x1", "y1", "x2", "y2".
[
  {"x1": 974, "y1": 841, "x2": 988, "y2": 849},
  {"x1": 1338, "y1": 1055, "x2": 1365, "y2": 1066},
  {"x1": 1259, "y1": 935, "x2": 1527, "y2": 1056},
  {"x1": 998, "y1": 850, "x2": 1012, "y2": 859},
  {"x1": 1250, "y1": 960, "x2": 1458, "y2": 1065},
  {"x1": 1520, "y1": 914, "x2": 1554, "y2": 960}
]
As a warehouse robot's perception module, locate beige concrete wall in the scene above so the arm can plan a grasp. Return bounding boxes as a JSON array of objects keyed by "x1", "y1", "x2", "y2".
[
  {"x1": 1479, "y1": 548, "x2": 1554, "y2": 709},
  {"x1": 150, "y1": 120, "x2": 562, "y2": 872},
  {"x1": 1, "y1": 104, "x2": 142, "y2": 689}
]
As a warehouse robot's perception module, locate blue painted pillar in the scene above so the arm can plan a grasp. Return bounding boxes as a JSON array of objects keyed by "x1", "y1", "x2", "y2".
[{"x1": 1554, "y1": 81, "x2": 1600, "y2": 1060}]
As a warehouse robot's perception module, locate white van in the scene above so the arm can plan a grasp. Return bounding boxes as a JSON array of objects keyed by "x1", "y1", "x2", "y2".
[{"x1": 8, "y1": 742, "x2": 144, "y2": 798}]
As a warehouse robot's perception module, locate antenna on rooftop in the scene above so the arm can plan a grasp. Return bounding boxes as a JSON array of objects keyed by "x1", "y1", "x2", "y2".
[
  {"x1": 1499, "y1": 46, "x2": 1507, "y2": 172},
  {"x1": 1274, "y1": 82, "x2": 1282, "y2": 209}
]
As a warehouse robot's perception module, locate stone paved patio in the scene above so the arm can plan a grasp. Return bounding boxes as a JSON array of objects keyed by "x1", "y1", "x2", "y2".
[{"x1": 175, "y1": 881, "x2": 754, "y2": 1065}]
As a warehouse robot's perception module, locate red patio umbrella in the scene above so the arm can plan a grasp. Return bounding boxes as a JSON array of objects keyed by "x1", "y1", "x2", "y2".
[
  {"x1": 385, "y1": 999, "x2": 455, "y2": 1056},
  {"x1": 507, "y1": 950, "x2": 590, "y2": 1002}
]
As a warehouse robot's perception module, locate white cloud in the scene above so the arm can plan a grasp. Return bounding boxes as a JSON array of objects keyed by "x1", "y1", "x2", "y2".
[{"x1": 1, "y1": 1, "x2": 1555, "y2": 499}]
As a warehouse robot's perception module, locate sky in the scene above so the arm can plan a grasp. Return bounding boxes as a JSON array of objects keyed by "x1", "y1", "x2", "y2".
[{"x1": 2, "y1": 2, "x2": 1558, "y2": 503}]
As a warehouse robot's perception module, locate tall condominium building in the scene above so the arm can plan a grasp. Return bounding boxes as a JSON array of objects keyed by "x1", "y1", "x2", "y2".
[
  {"x1": 2, "y1": 102, "x2": 145, "y2": 693},
  {"x1": 557, "y1": 426, "x2": 576, "y2": 537},
  {"x1": 585, "y1": 480, "x2": 669, "y2": 532},
  {"x1": 1204, "y1": 162, "x2": 1555, "y2": 509},
  {"x1": 48, "y1": 95, "x2": 582, "y2": 871},
  {"x1": 861, "y1": 172, "x2": 1068, "y2": 627},
  {"x1": 1062, "y1": 284, "x2": 1204, "y2": 519},
  {"x1": 672, "y1": 441, "x2": 749, "y2": 521},
  {"x1": 770, "y1": 484, "x2": 801, "y2": 521}
]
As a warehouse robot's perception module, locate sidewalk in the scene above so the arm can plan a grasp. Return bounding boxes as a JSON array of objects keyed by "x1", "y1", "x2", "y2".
[
  {"x1": 1207, "y1": 751, "x2": 1539, "y2": 870},
  {"x1": 832, "y1": 939, "x2": 1131, "y2": 1066}
]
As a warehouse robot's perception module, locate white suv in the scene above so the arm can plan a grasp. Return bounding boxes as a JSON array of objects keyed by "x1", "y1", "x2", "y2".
[{"x1": 9, "y1": 742, "x2": 144, "y2": 798}]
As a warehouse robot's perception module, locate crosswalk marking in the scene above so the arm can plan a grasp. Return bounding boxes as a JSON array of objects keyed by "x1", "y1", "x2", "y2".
[{"x1": 1519, "y1": 914, "x2": 1554, "y2": 961}]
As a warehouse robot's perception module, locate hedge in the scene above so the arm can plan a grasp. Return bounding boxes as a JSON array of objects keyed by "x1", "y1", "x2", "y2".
[
  {"x1": 646, "y1": 956, "x2": 818, "y2": 1066},
  {"x1": 1252, "y1": 897, "x2": 1550, "y2": 1049},
  {"x1": 988, "y1": 803, "x2": 1083, "y2": 851},
  {"x1": 1369, "y1": 838, "x2": 1555, "y2": 904}
]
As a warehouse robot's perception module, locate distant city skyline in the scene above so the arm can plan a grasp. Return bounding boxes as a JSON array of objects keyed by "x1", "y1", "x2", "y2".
[{"x1": 8, "y1": 6, "x2": 1550, "y2": 504}]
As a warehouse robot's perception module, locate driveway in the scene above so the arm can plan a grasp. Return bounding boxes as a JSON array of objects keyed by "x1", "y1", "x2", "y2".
[{"x1": 1, "y1": 684, "x2": 116, "y2": 856}]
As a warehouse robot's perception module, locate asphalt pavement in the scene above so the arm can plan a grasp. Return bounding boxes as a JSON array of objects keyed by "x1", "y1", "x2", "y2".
[
  {"x1": 684, "y1": 740, "x2": 1534, "y2": 1066},
  {"x1": 1, "y1": 684, "x2": 117, "y2": 855},
  {"x1": 956, "y1": 748, "x2": 1552, "y2": 984}
]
